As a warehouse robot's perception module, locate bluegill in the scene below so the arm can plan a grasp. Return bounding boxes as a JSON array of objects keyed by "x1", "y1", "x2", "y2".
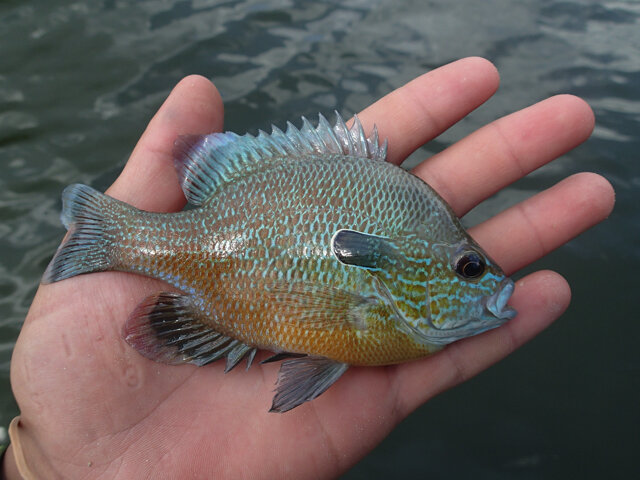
[{"x1": 43, "y1": 113, "x2": 516, "y2": 412}]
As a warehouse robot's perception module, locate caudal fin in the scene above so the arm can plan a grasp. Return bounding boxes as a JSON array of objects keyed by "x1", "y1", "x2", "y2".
[{"x1": 42, "y1": 184, "x2": 125, "y2": 284}]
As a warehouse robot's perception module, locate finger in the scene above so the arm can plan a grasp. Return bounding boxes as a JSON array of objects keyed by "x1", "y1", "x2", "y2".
[
  {"x1": 107, "y1": 75, "x2": 224, "y2": 211},
  {"x1": 394, "y1": 269, "x2": 571, "y2": 417},
  {"x1": 413, "y1": 94, "x2": 596, "y2": 215},
  {"x1": 470, "y1": 172, "x2": 615, "y2": 274},
  {"x1": 355, "y1": 57, "x2": 500, "y2": 165}
]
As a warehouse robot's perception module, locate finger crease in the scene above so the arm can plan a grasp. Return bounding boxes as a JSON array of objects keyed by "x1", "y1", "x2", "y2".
[
  {"x1": 442, "y1": 343, "x2": 472, "y2": 387},
  {"x1": 491, "y1": 121, "x2": 527, "y2": 178},
  {"x1": 406, "y1": 84, "x2": 444, "y2": 135},
  {"x1": 422, "y1": 167, "x2": 457, "y2": 210},
  {"x1": 515, "y1": 201, "x2": 548, "y2": 259},
  {"x1": 386, "y1": 365, "x2": 406, "y2": 421}
]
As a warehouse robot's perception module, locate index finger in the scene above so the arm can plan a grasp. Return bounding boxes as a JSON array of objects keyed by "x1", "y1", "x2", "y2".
[
  {"x1": 107, "y1": 75, "x2": 224, "y2": 212},
  {"x1": 412, "y1": 94, "x2": 596, "y2": 216},
  {"x1": 356, "y1": 57, "x2": 500, "y2": 165}
]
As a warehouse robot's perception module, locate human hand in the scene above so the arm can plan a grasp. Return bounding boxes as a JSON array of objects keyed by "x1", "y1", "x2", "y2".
[{"x1": 4, "y1": 57, "x2": 614, "y2": 479}]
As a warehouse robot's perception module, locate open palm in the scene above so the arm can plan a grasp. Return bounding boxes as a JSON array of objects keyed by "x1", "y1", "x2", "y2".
[{"x1": 6, "y1": 58, "x2": 613, "y2": 479}]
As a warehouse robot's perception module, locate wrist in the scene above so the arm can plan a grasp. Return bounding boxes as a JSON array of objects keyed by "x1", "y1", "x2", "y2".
[
  {"x1": 1, "y1": 444, "x2": 21, "y2": 480},
  {"x1": 6, "y1": 416, "x2": 52, "y2": 480}
]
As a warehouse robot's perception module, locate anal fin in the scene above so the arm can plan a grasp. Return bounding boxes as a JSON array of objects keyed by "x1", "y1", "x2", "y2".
[
  {"x1": 123, "y1": 292, "x2": 257, "y2": 371},
  {"x1": 260, "y1": 352, "x2": 306, "y2": 364},
  {"x1": 270, "y1": 356, "x2": 349, "y2": 413}
]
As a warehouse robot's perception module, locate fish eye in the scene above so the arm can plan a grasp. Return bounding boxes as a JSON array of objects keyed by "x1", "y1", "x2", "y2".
[{"x1": 454, "y1": 251, "x2": 485, "y2": 279}]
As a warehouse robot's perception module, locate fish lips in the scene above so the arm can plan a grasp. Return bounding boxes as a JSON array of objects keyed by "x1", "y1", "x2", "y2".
[{"x1": 485, "y1": 278, "x2": 517, "y2": 321}]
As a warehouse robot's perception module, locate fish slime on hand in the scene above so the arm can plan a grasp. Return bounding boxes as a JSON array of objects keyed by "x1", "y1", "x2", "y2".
[{"x1": 43, "y1": 113, "x2": 516, "y2": 412}]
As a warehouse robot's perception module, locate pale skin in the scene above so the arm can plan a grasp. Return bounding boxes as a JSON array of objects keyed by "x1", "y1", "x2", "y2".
[{"x1": 3, "y1": 57, "x2": 614, "y2": 479}]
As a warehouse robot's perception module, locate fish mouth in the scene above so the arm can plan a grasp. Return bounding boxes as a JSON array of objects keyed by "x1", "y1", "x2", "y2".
[{"x1": 485, "y1": 278, "x2": 517, "y2": 320}]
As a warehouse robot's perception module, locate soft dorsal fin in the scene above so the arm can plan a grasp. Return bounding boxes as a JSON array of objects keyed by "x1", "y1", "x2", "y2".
[{"x1": 173, "y1": 112, "x2": 388, "y2": 206}]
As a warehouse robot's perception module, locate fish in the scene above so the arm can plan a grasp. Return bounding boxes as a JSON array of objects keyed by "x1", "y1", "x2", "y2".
[{"x1": 42, "y1": 112, "x2": 517, "y2": 412}]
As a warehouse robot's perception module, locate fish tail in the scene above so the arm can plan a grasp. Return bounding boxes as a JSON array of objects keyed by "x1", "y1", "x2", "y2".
[{"x1": 42, "y1": 184, "x2": 130, "y2": 284}]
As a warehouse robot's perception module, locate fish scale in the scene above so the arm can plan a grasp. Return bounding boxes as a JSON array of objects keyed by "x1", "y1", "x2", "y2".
[{"x1": 43, "y1": 112, "x2": 516, "y2": 412}]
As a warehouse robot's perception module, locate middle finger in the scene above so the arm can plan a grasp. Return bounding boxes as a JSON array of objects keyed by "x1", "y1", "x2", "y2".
[{"x1": 412, "y1": 94, "x2": 595, "y2": 216}]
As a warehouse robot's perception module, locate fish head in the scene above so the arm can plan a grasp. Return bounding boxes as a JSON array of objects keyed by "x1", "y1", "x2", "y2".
[
  {"x1": 332, "y1": 229, "x2": 516, "y2": 346},
  {"x1": 388, "y1": 238, "x2": 517, "y2": 346}
]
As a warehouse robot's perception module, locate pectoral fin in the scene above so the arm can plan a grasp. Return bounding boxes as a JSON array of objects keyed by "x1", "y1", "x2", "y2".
[
  {"x1": 123, "y1": 292, "x2": 257, "y2": 372},
  {"x1": 265, "y1": 281, "x2": 376, "y2": 331},
  {"x1": 270, "y1": 356, "x2": 349, "y2": 413}
]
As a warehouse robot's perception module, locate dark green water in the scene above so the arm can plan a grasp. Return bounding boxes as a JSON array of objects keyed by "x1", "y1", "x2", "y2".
[{"x1": 0, "y1": 0, "x2": 638, "y2": 477}]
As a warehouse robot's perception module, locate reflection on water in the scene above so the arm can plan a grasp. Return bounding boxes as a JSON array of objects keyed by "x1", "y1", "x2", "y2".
[{"x1": 0, "y1": 0, "x2": 638, "y2": 477}]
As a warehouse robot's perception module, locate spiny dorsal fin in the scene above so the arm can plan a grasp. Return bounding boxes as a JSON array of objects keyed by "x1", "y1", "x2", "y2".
[{"x1": 173, "y1": 112, "x2": 388, "y2": 206}]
